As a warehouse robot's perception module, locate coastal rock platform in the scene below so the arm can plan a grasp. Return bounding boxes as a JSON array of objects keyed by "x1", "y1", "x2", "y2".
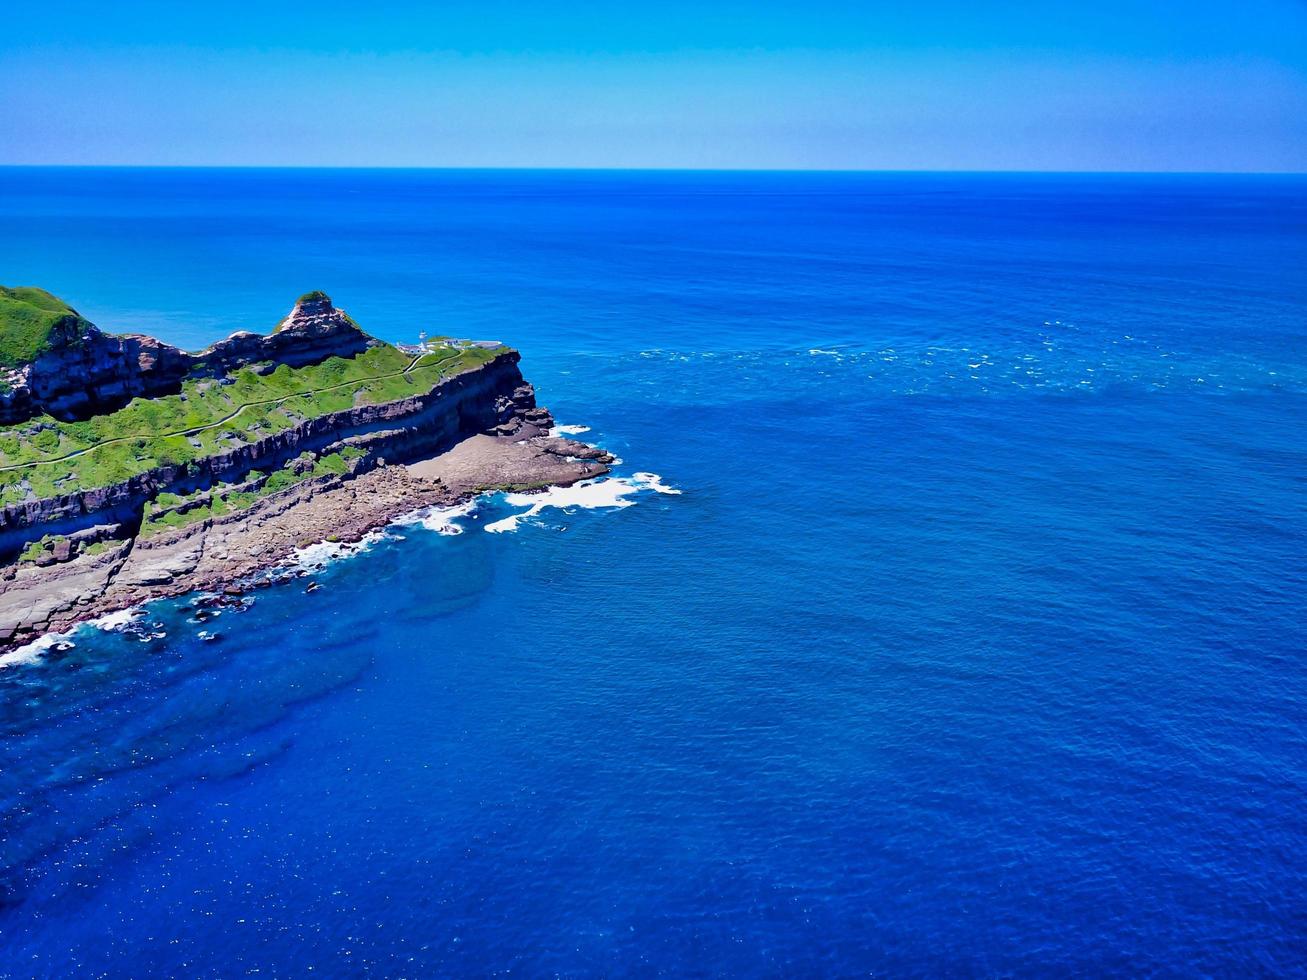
[{"x1": 0, "y1": 425, "x2": 613, "y2": 649}]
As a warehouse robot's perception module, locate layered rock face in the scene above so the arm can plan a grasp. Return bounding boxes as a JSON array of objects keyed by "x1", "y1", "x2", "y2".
[
  {"x1": 0, "y1": 349, "x2": 537, "y2": 552},
  {"x1": 201, "y1": 293, "x2": 373, "y2": 376},
  {"x1": 0, "y1": 294, "x2": 373, "y2": 424}
]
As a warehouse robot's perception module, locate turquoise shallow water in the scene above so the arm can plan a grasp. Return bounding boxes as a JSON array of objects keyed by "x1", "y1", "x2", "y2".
[{"x1": 0, "y1": 169, "x2": 1305, "y2": 974}]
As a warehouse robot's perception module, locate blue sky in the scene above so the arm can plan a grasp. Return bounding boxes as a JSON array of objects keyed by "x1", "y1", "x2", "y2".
[{"x1": 3, "y1": 0, "x2": 1306, "y2": 170}]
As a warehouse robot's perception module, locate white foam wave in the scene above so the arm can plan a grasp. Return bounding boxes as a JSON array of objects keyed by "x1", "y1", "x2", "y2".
[
  {"x1": 394, "y1": 499, "x2": 477, "y2": 536},
  {"x1": 0, "y1": 633, "x2": 67, "y2": 670},
  {"x1": 631, "y1": 471, "x2": 682, "y2": 495},
  {"x1": 0, "y1": 605, "x2": 152, "y2": 671},
  {"x1": 549, "y1": 424, "x2": 592, "y2": 437},
  {"x1": 288, "y1": 529, "x2": 391, "y2": 572},
  {"x1": 485, "y1": 472, "x2": 681, "y2": 533},
  {"x1": 90, "y1": 608, "x2": 146, "y2": 632}
]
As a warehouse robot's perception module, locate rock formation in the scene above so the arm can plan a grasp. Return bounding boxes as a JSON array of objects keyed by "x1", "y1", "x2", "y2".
[
  {"x1": 0, "y1": 291, "x2": 615, "y2": 649},
  {"x1": 0, "y1": 291, "x2": 372, "y2": 425}
]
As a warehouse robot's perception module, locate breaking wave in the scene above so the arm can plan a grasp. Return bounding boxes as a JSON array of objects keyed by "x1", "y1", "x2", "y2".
[
  {"x1": 393, "y1": 500, "x2": 478, "y2": 536},
  {"x1": 0, "y1": 607, "x2": 149, "y2": 671},
  {"x1": 288, "y1": 530, "x2": 394, "y2": 573},
  {"x1": 485, "y1": 472, "x2": 682, "y2": 534}
]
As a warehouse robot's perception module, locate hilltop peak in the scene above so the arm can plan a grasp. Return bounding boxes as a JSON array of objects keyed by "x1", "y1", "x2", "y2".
[
  {"x1": 295, "y1": 290, "x2": 332, "y2": 309},
  {"x1": 278, "y1": 291, "x2": 358, "y2": 336}
]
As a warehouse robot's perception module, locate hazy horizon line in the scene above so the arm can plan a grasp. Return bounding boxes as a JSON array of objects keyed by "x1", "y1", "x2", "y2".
[{"x1": 2, "y1": 164, "x2": 1304, "y2": 177}]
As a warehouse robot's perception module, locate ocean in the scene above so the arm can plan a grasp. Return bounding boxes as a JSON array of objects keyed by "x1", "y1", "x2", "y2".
[{"x1": 0, "y1": 169, "x2": 1304, "y2": 975}]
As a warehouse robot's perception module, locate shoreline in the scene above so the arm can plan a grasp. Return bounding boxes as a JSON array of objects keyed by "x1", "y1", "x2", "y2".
[{"x1": 0, "y1": 422, "x2": 614, "y2": 654}]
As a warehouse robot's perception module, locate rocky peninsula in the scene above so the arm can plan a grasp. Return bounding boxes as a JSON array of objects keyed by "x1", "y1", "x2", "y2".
[{"x1": 0, "y1": 288, "x2": 612, "y2": 649}]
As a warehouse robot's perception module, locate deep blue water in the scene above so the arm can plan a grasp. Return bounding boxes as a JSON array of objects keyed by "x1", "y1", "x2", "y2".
[{"x1": 1, "y1": 169, "x2": 1305, "y2": 975}]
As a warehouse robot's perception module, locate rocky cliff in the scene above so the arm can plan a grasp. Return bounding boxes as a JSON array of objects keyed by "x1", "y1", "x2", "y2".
[
  {"x1": 0, "y1": 348, "x2": 541, "y2": 555},
  {"x1": 0, "y1": 291, "x2": 372, "y2": 424}
]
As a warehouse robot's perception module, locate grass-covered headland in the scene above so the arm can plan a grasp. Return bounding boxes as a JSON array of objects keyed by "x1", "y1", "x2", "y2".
[{"x1": 0, "y1": 291, "x2": 506, "y2": 508}]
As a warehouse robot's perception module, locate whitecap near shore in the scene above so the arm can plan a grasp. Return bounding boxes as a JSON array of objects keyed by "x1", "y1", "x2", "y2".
[
  {"x1": 548, "y1": 424, "x2": 592, "y2": 437},
  {"x1": 0, "y1": 606, "x2": 148, "y2": 671},
  {"x1": 485, "y1": 472, "x2": 682, "y2": 534},
  {"x1": 393, "y1": 499, "x2": 477, "y2": 536},
  {"x1": 288, "y1": 529, "x2": 394, "y2": 573},
  {"x1": 631, "y1": 471, "x2": 683, "y2": 496},
  {"x1": 0, "y1": 633, "x2": 67, "y2": 670},
  {"x1": 93, "y1": 608, "x2": 148, "y2": 632}
]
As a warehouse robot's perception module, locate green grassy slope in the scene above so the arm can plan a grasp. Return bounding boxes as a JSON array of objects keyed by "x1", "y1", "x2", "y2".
[
  {"x1": 0, "y1": 341, "x2": 504, "y2": 506},
  {"x1": 0, "y1": 286, "x2": 90, "y2": 368},
  {"x1": 139, "y1": 448, "x2": 365, "y2": 537}
]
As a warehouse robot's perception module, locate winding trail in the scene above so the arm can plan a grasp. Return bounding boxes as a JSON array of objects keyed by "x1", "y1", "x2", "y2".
[{"x1": 0, "y1": 350, "x2": 460, "y2": 474}]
